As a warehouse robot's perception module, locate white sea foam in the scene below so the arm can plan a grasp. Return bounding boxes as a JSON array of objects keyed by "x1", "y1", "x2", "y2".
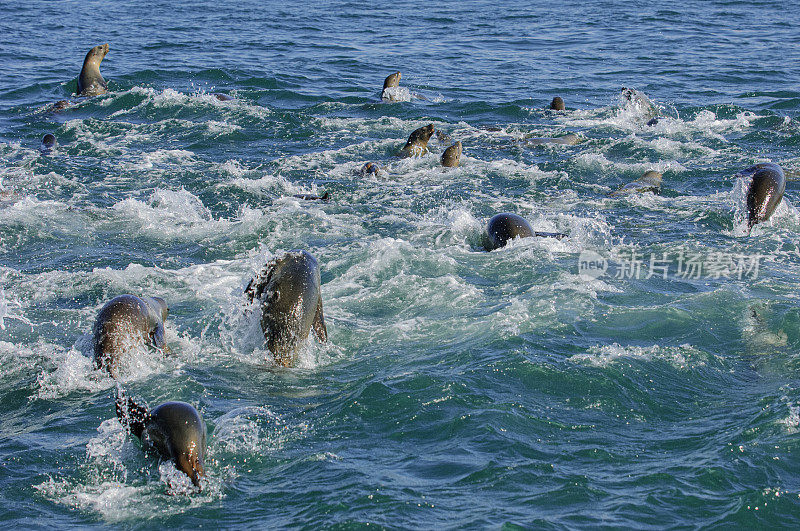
[
  {"x1": 35, "y1": 343, "x2": 110, "y2": 399},
  {"x1": 212, "y1": 405, "x2": 304, "y2": 455},
  {"x1": 0, "y1": 196, "x2": 87, "y2": 237},
  {"x1": 113, "y1": 188, "x2": 212, "y2": 231},
  {"x1": 118, "y1": 149, "x2": 196, "y2": 172},
  {"x1": 569, "y1": 343, "x2": 707, "y2": 369},
  {"x1": 381, "y1": 86, "x2": 412, "y2": 102},
  {"x1": 779, "y1": 402, "x2": 800, "y2": 433},
  {"x1": 629, "y1": 134, "x2": 717, "y2": 158},
  {"x1": 574, "y1": 152, "x2": 687, "y2": 175},
  {"x1": 0, "y1": 340, "x2": 43, "y2": 380},
  {"x1": 560, "y1": 104, "x2": 757, "y2": 138},
  {"x1": 0, "y1": 280, "x2": 31, "y2": 330}
]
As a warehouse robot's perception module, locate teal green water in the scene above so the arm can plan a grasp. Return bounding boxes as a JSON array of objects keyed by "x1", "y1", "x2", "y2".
[{"x1": 1, "y1": 0, "x2": 800, "y2": 527}]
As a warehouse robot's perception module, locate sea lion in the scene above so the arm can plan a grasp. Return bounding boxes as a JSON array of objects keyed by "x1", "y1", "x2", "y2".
[
  {"x1": 293, "y1": 191, "x2": 330, "y2": 201},
  {"x1": 436, "y1": 130, "x2": 452, "y2": 144},
  {"x1": 741, "y1": 162, "x2": 786, "y2": 228},
  {"x1": 620, "y1": 87, "x2": 658, "y2": 122},
  {"x1": 47, "y1": 100, "x2": 70, "y2": 112},
  {"x1": 92, "y1": 294, "x2": 169, "y2": 377},
  {"x1": 483, "y1": 213, "x2": 567, "y2": 251},
  {"x1": 212, "y1": 93, "x2": 233, "y2": 101},
  {"x1": 526, "y1": 133, "x2": 580, "y2": 146},
  {"x1": 356, "y1": 162, "x2": 381, "y2": 177},
  {"x1": 78, "y1": 43, "x2": 110, "y2": 96},
  {"x1": 549, "y1": 97, "x2": 565, "y2": 111},
  {"x1": 116, "y1": 390, "x2": 206, "y2": 488},
  {"x1": 610, "y1": 171, "x2": 663, "y2": 197},
  {"x1": 40, "y1": 133, "x2": 57, "y2": 154},
  {"x1": 381, "y1": 72, "x2": 404, "y2": 101},
  {"x1": 399, "y1": 124, "x2": 435, "y2": 157},
  {"x1": 245, "y1": 250, "x2": 327, "y2": 366},
  {"x1": 441, "y1": 141, "x2": 462, "y2": 167}
]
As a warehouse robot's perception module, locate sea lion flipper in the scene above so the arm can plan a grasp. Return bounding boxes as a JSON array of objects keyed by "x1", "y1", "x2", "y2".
[
  {"x1": 312, "y1": 298, "x2": 327, "y2": 343},
  {"x1": 245, "y1": 260, "x2": 279, "y2": 303},
  {"x1": 115, "y1": 389, "x2": 150, "y2": 439},
  {"x1": 243, "y1": 278, "x2": 256, "y2": 302}
]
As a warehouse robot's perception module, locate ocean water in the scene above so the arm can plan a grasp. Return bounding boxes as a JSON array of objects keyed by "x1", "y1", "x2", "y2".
[{"x1": 1, "y1": 0, "x2": 800, "y2": 527}]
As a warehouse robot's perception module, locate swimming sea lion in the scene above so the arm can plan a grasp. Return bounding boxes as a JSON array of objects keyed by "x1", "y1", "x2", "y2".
[
  {"x1": 116, "y1": 390, "x2": 206, "y2": 487},
  {"x1": 381, "y1": 72, "x2": 404, "y2": 101},
  {"x1": 483, "y1": 213, "x2": 567, "y2": 251},
  {"x1": 610, "y1": 170, "x2": 663, "y2": 197},
  {"x1": 212, "y1": 93, "x2": 233, "y2": 101},
  {"x1": 741, "y1": 162, "x2": 785, "y2": 228},
  {"x1": 400, "y1": 124, "x2": 435, "y2": 157},
  {"x1": 549, "y1": 97, "x2": 565, "y2": 110},
  {"x1": 245, "y1": 250, "x2": 327, "y2": 367},
  {"x1": 47, "y1": 100, "x2": 70, "y2": 112},
  {"x1": 620, "y1": 87, "x2": 658, "y2": 122},
  {"x1": 92, "y1": 294, "x2": 169, "y2": 377},
  {"x1": 436, "y1": 130, "x2": 452, "y2": 144},
  {"x1": 40, "y1": 133, "x2": 57, "y2": 154},
  {"x1": 78, "y1": 43, "x2": 110, "y2": 96},
  {"x1": 526, "y1": 133, "x2": 581, "y2": 146},
  {"x1": 356, "y1": 162, "x2": 381, "y2": 177},
  {"x1": 441, "y1": 141, "x2": 462, "y2": 167}
]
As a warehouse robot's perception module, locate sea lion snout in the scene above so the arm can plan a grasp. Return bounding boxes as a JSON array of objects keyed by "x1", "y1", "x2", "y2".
[
  {"x1": 150, "y1": 296, "x2": 169, "y2": 322},
  {"x1": 176, "y1": 447, "x2": 205, "y2": 487}
]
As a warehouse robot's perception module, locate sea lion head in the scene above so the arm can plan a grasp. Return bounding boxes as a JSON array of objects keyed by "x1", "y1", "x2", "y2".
[
  {"x1": 641, "y1": 170, "x2": 663, "y2": 184},
  {"x1": 41, "y1": 133, "x2": 57, "y2": 150},
  {"x1": 175, "y1": 443, "x2": 205, "y2": 487},
  {"x1": 559, "y1": 133, "x2": 580, "y2": 145},
  {"x1": 418, "y1": 123, "x2": 435, "y2": 142},
  {"x1": 401, "y1": 124, "x2": 436, "y2": 157},
  {"x1": 441, "y1": 141, "x2": 462, "y2": 167},
  {"x1": 360, "y1": 162, "x2": 380, "y2": 176},
  {"x1": 484, "y1": 213, "x2": 534, "y2": 251},
  {"x1": 85, "y1": 43, "x2": 110, "y2": 65},
  {"x1": 549, "y1": 97, "x2": 565, "y2": 110},
  {"x1": 746, "y1": 163, "x2": 786, "y2": 228},
  {"x1": 150, "y1": 402, "x2": 207, "y2": 487},
  {"x1": 383, "y1": 72, "x2": 401, "y2": 90},
  {"x1": 149, "y1": 296, "x2": 169, "y2": 322}
]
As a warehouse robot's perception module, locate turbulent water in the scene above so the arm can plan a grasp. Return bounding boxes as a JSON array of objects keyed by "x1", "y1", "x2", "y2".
[{"x1": 1, "y1": 0, "x2": 800, "y2": 527}]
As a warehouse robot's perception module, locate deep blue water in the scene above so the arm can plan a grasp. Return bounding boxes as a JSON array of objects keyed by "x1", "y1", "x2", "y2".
[{"x1": 1, "y1": 0, "x2": 800, "y2": 528}]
